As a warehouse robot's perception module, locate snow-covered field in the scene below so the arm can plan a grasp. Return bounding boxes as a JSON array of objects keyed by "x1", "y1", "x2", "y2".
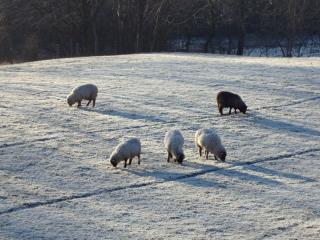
[{"x1": 0, "y1": 53, "x2": 320, "y2": 239}]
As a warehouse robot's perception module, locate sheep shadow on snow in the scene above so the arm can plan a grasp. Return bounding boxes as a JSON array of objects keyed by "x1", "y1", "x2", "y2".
[
  {"x1": 124, "y1": 160, "x2": 285, "y2": 188},
  {"x1": 80, "y1": 107, "x2": 173, "y2": 123},
  {"x1": 124, "y1": 166, "x2": 224, "y2": 189},
  {"x1": 242, "y1": 111, "x2": 320, "y2": 137},
  {"x1": 237, "y1": 164, "x2": 316, "y2": 183},
  {"x1": 217, "y1": 110, "x2": 319, "y2": 138}
]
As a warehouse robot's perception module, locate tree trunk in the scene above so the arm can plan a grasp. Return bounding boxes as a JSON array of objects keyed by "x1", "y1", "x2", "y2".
[
  {"x1": 151, "y1": 0, "x2": 166, "y2": 51},
  {"x1": 135, "y1": 0, "x2": 147, "y2": 52},
  {"x1": 236, "y1": 0, "x2": 246, "y2": 56},
  {"x1": 204, "y1": 0, "x2": 216, "y2": 53},
  {"x1": 236, "y1": 27, "x2": 245, "y2": 55}
]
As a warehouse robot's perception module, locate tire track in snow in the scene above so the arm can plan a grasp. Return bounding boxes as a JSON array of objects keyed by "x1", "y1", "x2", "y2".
[
  {"x1": 251, "y1": 96, "x2": 320, "y2": 111},
  {"x1": 234, "y1": 148, "x2": 320, "y2": 166},
  {"x1": 1, "y1": 147, "x2": 319, "y2": 216},
  {"x1": 0, "y1": 136, "x2": 60, "y2": 149},
  {"x1": 259, "y1": 222, "x2": 300, "y2": 239}
]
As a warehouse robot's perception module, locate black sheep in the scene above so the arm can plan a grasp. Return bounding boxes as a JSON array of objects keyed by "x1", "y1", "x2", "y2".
[{"x1": 216, "y1": 91, "x2": 247, "y2": 115}]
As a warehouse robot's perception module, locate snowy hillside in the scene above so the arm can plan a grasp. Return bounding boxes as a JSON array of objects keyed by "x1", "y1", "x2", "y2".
[{"x1": 1, "y1": 53, "x2": 320, "y2": 239}]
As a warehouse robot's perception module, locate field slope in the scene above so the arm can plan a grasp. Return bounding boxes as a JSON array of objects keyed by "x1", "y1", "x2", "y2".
[{"x1": 1, "y1": 53, "x2": 320, "y2": 239}]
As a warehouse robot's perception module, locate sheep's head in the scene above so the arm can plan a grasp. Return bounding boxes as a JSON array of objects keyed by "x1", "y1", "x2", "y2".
[
  {"x1": 218, "y1": 150, "x2": 227, "y2": 162},
  {"x1": 110, "y1": 159, "x2": 118, "y2": 167},
  {"x1": 176, "y1": 153, "x2": 185, "y2": 164},
  {"x1": 110, "y1": 154, "x2": 120, "y2": 167},
  {"x1": 67, "y1": 94, "x2": 75, "y2": 106},
  {"x1": 239, "y1": 104, "x2": 247, "y2": 114}
]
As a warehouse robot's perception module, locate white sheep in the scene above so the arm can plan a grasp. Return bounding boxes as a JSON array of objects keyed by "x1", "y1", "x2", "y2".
[
  {"x1": 109, "y1": 138, "x2": 141, "y2": 168},
  {"x1": 195, "y1": 128, "x2": 226, "y2": 161},
  {"x1": 164, "y1": 129, "x2": 185, "y2": 164},
  {"x1": 67, "y1": 84, "x2": 98, "y2": 107}
]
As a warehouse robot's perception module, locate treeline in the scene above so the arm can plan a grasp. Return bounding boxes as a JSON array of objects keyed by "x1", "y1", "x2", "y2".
[{"x1": 1, "y1": 0, "x2": 320, "y2": 63}]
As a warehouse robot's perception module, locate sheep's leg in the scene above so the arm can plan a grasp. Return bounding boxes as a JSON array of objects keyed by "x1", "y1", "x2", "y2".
[
  {"x1": 137, "y1": 154, "x2": 141, "y2": 165},
  {"x1": 167, "y1": 152, "x2": 172, "y2": 162},
  {"x1": 92, "y1": 98, "x2": 96, "y2": 107},
  {"x1": 198, "y1": 146, "x2": 202, "y2": 157},
  {"x1": 205, "y1": 150, "x2": 209, "y2": 160},
  {"x1": 234, "y1": 108, "x2": 237, "y2": 114},
  {"x1": 77, "y1": 101, "x2": 82, "y2": 107},
  {"x1": 229, "y1": 107, "x2": 232, "y2": 115},
  {"x1": 219, "y1": 106, "x2": 223, "y2": 115},
  {"x1": 86, "y1": 100, "x2": 92, "y2": 106},
  {"x1": 128, "y1": 158, "x2": 133, "y2": 165},
  {"x1": 214, "y1": 155, "x2": 218, "y2": 160},
  {"x1": 124, "y1": 159, "x2": 127, "y2": 168}
]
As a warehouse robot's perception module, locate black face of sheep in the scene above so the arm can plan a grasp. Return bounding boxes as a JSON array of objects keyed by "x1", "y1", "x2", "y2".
[
  {"x1": 219, "y1": 151, "x2": 227, "y2": 162},
  {"x1": 239, "y1": 104, "x2": 247, "y2": 114},
  {"x1": 110, "y1": 159, "x2": 118, "y2": 167},
  {"x1": 67, "y1": 98, "x2": 73, "y2": 107},
  {"x1": 67, "y1": 94, "x2": 76, "y2": 107},
  {"x1": 176, "y1": 153, "x2": 185, "y2": 164}
]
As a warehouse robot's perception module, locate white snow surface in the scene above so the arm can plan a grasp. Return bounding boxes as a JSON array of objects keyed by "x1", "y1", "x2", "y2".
[{"x1": 0, "y1": 53, "x2": 320, "y2": 239}]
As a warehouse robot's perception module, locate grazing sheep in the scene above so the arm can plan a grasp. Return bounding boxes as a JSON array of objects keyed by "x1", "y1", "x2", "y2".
[
  {"x1": 216, "y1": 91, "x2": 247, "y2": 115},
  {"x1": 67, "y1": 84, "x2": 98, "y2": 107},
  {"x1": 164, "y1": 129, "x2": 185, "y2": 164},
  {"x1": 109, "y1": 138, "x2": 141, "y2": 168},
  {"x1": 195, "y1": 128, "x2": 226, "y2": 161}
]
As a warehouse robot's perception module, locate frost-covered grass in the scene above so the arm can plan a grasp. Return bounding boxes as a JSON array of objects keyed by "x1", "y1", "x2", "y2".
[{"x1": 0, "y1": 53, "x2": 320, "y2": 239}]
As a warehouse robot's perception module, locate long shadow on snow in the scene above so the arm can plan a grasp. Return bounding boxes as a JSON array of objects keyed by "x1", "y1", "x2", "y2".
[
  {"x1": 251, "y1": 96, "x2": 320, "y2": 111},
  {"x1": 124, "y1": 164, "x2": 220, "y2": 188},
  {"x1": 239, "y1": 164, "x2": 316, "y2": 183},
  {"x1": 244, "y1": 112, "x2": 320, "y2": 137},
  {"x1": 81, "y1": 107, "x2": 175, "y2": 124},
  {"x1": 2, "y1": 149, "x2": 318, "y2": 216},
  {"x1": 125, "y1": 160, "x2": 283, "y2": 188}
]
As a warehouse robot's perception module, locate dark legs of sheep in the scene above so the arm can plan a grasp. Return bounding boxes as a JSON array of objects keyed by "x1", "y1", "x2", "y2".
[
  {"x1": 77, "y1": 101, "x2": 81, "y2": 107},
  {"x1": 219, "y1": 106, "x2": 223, "y2": 115},
  {"x1": 205, "y1": 150, "x2": 209, "y2": 160},
  {"x1": 86, "y1": 100, "x2": 91, "y2": 106},
  {"x1": 124, "y1": 159, "x2": 127, "y2": 168},
  {"x1": 214, "y1": 155, "x2": 218, "y2": 160},
  {"x1": 198, "y1": 146, "x2": 202, "y2": 157},
  {"x1": 229, "y1": 107, "x2": 232, "y2": 115},
  {"x1": 234, "y1": 108, "x2": 237, "y2": 114},
  {"x1": 167, "y1": 152, "x2": 172, "y2": 162},
  {"x1": 93, "y1": 98, "x2": 96, "y2": 107},
  {"x1": 125, "y1": 156, "x2": 140, "y2": 167}
]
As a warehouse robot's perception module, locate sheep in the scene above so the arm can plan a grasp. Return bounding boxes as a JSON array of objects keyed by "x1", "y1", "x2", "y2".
[
  {"x1": 216, "y1": 91, "x2": 247, "y2": 115},
  {"x1": 164, "y1": 129, "x2": 185, "y2": 164},
  {"x1": 195, "y1": 128, "x2": 226, "y2": 161},
  {"x1": 109, "y1": 138, "x2": 141, "y2": 168},
  {"x1": 67, "y1": 84, "x2": 98, "y2": 107}
]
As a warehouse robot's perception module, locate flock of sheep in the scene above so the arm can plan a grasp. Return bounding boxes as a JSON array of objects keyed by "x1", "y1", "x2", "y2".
[{"x1": 67, "y1": 83, "x2": 248, "y2": 168}]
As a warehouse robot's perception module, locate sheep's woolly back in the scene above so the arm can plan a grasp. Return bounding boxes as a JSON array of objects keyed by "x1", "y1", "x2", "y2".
[
  {"x1": 195, "y1": 128, "x2": 225, "y2": 156},
  {"x1": 164, "y1": 129, "x2": 184, "y2": 159},
  {"x1": 67, "y1": 84, "x2": 98, "y2": 105},
  {"x1": 109, "y1": 138, "x2": 141, "y2": 164}
]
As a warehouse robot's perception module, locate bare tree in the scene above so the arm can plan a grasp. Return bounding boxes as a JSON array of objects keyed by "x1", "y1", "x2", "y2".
[{"x1": 1, "y1": 0, "x2": 320, "y2": 62}]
